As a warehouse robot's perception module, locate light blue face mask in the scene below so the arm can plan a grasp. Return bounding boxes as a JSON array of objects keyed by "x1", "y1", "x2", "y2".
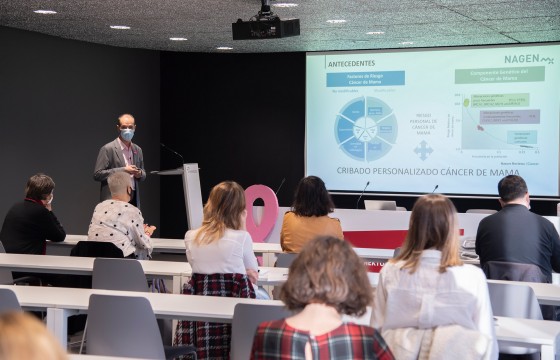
[{"x1": 120, "y1": 128, "x2": 135, "y2": 142}]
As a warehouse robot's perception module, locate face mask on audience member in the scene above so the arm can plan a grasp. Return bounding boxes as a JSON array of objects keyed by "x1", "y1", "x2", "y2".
[{"x1": 120, "y1": 129, "x2": 134, "y2": 142}]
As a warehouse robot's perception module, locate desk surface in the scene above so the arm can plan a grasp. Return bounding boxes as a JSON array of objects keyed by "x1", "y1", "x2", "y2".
[
  {"x1": 51, "y1": 235, "x2": 283, "y2": 254},
  {"x1": 0, "y1": 284, "x2": 283, "y2": 323},
  {"x1": 0, "y1": 252, "x2": 287, "y2": 287},
  {"x1": 52, "y1": 235, "x2": 397, "y2": 259},
  {"x1": 3, "y1": 284, "x2": 559, "y2": 356},
  {"x1": 494, "y1": 316, "x2": 560, "y2": 347},
  {"x1": 0, "y1": 253, "x2": 190, "y2": 277}
]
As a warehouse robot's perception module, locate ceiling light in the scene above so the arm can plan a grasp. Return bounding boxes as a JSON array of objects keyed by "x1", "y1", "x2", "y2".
[
  {"x1": 326, "y1": 19, "x2": 346, "y2": 24},
  {"x1": 367, "y1": 31, "x2": 385, "y2": 35},
  {"x1": 272, "y1": 3, "x2": 298, "y2": 8},
  {"x1": 34, "y1": 10, "x2": 57, "y2": 14},
  {"x1": 399, "y1": 41, "x2": 414, "y2": 45},
  {"x1": 169, "y1": 37, "x2": 187, "y2": 41},
  {"x1": 110, "y1": 25, "x2": 131, "y2": 30},
  {"x1": 217, "y1": 46, "x2": 233, "y2": 50}
]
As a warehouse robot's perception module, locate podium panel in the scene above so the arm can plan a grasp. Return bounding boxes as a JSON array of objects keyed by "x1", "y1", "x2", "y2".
[{"x1": 152, "y1": 163, "x2": 203, "y2": 230}]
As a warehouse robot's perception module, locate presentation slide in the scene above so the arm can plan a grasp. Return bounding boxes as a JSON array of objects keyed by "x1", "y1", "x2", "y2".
[{"x1": 306, "y1": 43, "x2": 560, "y2": 197}]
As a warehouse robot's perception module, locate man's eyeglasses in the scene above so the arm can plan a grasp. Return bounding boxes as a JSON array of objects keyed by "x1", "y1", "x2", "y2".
[{"x1": 119, "y1": 125, "x2": 136, "y2": 130}]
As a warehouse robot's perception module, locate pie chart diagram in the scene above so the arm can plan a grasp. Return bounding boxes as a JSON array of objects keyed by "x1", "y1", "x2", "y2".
[{"x1": 335, "y1": 96, "x2": 398, "y2": 162}]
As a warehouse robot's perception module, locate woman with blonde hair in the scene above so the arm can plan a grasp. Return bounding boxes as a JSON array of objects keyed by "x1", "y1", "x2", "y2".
[
  {"x1": 0, "y1": 312, "x2": 68, "y2": 360},
  {"x1": 175, "y1": 180, "x2": 258, "y2": 359},
  {"x1": 371, "y1": 194, "x2": 497, "y2": 359},
  {"x1": 251, "y1": 236, "x2": 394, "y2": 359}
]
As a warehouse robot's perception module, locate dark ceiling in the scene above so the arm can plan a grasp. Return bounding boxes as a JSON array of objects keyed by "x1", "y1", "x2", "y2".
[{"x1": 1, "y1": 0, "x2": 559, "y2": 53}]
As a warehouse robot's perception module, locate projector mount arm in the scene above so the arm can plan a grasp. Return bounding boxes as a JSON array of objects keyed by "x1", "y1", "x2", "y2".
[{"x1": 252, "y1": 0, "x2": 279, "y2": 21}]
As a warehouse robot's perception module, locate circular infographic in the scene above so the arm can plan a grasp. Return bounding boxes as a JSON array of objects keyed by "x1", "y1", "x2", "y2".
[{"x1": 335, "y1": 96, "x2": 398, "y2": 162}]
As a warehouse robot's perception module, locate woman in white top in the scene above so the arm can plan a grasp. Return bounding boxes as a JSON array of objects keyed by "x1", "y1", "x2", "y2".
[
  {"x1": 88, "y1": 171, "x2": 154, "y2": 259},
  {"x1": 371, "y1": 194, "x2": 498, "y2": 360},
  {"x1": 185, "y1": 180, "x2": 258, "y2": 284}
]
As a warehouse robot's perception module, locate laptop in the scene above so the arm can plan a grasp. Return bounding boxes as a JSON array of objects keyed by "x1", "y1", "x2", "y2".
[{"x1": 363, "y1": 200, "x2": 397, "y2": 211}]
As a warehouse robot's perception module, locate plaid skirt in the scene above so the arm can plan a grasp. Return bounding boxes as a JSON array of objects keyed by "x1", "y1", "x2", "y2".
[{"x1": 174, "y1": 273, "x2": 255, "y2": 360}]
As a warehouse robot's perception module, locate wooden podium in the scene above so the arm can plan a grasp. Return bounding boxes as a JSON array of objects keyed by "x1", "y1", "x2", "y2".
[{"x1": 152, "y1": 163, "x2": 203, "y2": 230}]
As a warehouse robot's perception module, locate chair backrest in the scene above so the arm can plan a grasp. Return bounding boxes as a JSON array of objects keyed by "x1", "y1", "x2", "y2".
[
  {"x1": 92, "y1": 258, "x2": 149, "y2": 292},
  {"x1": 483, "y1": 261, "x2": 548, "y2": 283},
  {"x1": 487, "y1": 282, "x2": 542, "y2": 355},
  {"x1": 466, "y1": 209, "x2": 497, "y2": 214},
  {"x1": 0, "y1": 288, "x2": 21, "y2": 313},
  {"x1": 70, "y1": 241, "x2": 125, "y2": 258},
  {"x1": 276, "y1": 253, "x2": 297, "y2": 268},
  {"x1": 0, "y1": 241, "x2": 15, "y2": 285},
  {"x1": 230, "y1": 303, "x2": 291, "y2": 360},
  {"x1": 86, "y1": 294, "x2": 165, "y2": 359}
]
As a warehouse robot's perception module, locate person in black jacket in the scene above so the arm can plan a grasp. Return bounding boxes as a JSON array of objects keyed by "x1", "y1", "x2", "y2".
[
  {"x1": 0, "y1": 173, "x2": 66, "y2": 255},
  {"x1": 476, "y1": 174, "x2": 560, "y2": 282}
]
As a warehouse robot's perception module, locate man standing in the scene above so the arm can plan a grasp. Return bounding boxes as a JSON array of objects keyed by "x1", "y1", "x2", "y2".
[
  {"x1": 475, "y1": 175, "x2": 560, "y2": 282},
  {"x1": 93, "y1": 114, "x2": 146, "y2": 208}
]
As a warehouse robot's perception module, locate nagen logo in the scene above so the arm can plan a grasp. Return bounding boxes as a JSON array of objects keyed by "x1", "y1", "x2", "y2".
[{"x1": 505, "y1": 54, "x2": 554, "y2": 65}]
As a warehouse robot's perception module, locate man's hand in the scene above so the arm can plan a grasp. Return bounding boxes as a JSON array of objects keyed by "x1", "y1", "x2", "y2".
[{"x1": 125, "y1": 165, "x2": 142, "y2": 178}]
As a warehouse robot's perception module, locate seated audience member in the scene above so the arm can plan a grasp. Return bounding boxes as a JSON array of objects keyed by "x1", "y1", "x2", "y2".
[
  {"x1": 0, "y1": 173, "x2": 65, "y2": 254},
  {"x1": 0, "y1": 311, "x2": 68, "y2": 360},
  {"x1": 87, "y1": 171, "x2": 154, "y2": 259},
  {"x1": 280, "y1": 176, "x2": 343, "y2": 253},
  {"x1": 476, "y1": 175, "x2": 560, "y2": 283},
  {"x1": 251, "y1": 236, "x2": 394, "y2": 360},
  {"x1": 372, "y1": 194, "x2": 497, "y2": 360},
  {"x1": 175, "y1": 180, "x2": 258, "y2": 358}
]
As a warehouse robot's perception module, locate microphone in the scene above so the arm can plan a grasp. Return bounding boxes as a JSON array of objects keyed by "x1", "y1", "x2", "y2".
[
  {"x1": 432, "y1": 185, "x2": 439, "y2": 193},
  {"x1": 160, "y1": 143, "x2": 185, "y2": 166},
  {"x1": 356, "y1": 181, "x2": 370, "y2": 209},
  {"x1": 275, "y1": 178, "x2": 286, "y2": 195}
]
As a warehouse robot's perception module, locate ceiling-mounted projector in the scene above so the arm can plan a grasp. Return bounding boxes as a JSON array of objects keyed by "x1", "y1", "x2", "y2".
[{"x1": 232, "y1": 0, "x2": 300, "y2": 40}]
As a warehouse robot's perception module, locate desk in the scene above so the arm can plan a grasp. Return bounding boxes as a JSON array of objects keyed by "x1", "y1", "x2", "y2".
[
  {"x1": 494, "y1": 316, "x2": 560, "y2": 359},
  {"x1": 48, "y1": 235, "x2": 399, "y2": 268},
  {"x1": 0, "y1": 253, "x2": 287, "y2": 293},
  {"x1": 0, "y1": 253, "x2": 189, "y2": 294},
  {"x1": 47, "y1": 235, "x2": 282, "y2": 266},
  {"x1": 0, "y1": 285, "x2": 282, "y2": 349},
  {"x1": 4, "y1": 284, "x2": 558, "y2": 357}
]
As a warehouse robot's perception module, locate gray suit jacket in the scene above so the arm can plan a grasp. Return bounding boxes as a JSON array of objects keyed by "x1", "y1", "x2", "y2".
[{"x1": 93, "y1": 138, "x2": 146, "y2": 208}]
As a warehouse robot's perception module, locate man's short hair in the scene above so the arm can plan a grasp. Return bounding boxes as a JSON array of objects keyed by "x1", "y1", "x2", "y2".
[
  {"x1": 498, "y1": 175, "x2": 528, "y2": 202},
  {"x1": 107, "y1": 171, "x2": 130, "y2": 196},
  {"x1": 25, "y1": 173, "x2": 55, "y2": 201}
]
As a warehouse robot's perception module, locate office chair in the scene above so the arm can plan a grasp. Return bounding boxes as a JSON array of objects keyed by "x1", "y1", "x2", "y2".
[
  {"x1": 92, "y1": 258, "x2": 149, "y2": 292},
  {"x1": 275, "y1": 253, "x2": 297, "y2": 268},
  {"x1": 0, "y1": 288, "x2": 22, "y2": 313},
  {"x1": 78, "y1": 258, "x2": 150, "y2": 353},
  {"x1": 87, "y1": 294, "x2": 196, "y2": 359},
  {"x1": 272, "y1": 253, "x2": 297, "y2": 299},
  {"x1": 230, "y1": 303, "x2": 291, "y2": 360},
  {"x1": 487, "y1": 282, "x2": 542, "y2": 356},
  {"x1": 0, "y1": 241, "x2": 42, "y2": 286}
]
